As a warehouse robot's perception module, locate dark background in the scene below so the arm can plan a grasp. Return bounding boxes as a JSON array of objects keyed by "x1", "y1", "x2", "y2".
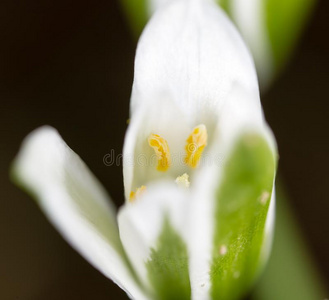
[{"x1": 0, "y1": 0, "x2": 328, "y2": 299}]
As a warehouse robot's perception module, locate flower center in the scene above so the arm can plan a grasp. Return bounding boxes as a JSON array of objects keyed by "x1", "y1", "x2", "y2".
[{"x1": 131, "y1": 124, "x2": 208, "y2": 202}]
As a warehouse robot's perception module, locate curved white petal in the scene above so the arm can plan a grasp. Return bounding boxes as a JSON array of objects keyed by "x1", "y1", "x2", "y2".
[
  {"x1": 12, "y1": 126, "x2": 148, "y2": 300},
  {"x1": 131, "y1": 0, "x2": 259, "y2": 123},
  {"x1": 188, "y1": 165, "x2": 218, "y2": 300},
  {"x1": 118, "y1": 182, "x2": 190, "y2": 293}
]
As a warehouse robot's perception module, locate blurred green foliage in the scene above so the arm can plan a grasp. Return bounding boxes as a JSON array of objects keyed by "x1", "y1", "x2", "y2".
[
  {"x1": 265, "y1": 0, "x2": 316, "y2": 75},
  {"x1": 252, "y1": 182, "x2": 327, "y2": 300}
]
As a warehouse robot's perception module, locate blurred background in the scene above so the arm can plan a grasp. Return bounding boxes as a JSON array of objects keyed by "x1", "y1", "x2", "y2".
[{"x1": 0, "y1": 0, "x2": 328, "y2": 299}]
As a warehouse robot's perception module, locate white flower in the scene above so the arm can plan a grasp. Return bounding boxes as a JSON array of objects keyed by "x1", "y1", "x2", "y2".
[{"x1": 12, "y1": 0, "x2": 277, "y2": 299}]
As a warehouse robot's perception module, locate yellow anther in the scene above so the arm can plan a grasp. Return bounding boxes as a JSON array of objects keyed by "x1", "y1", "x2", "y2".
[
  {"x1": 175, "y1": 173, "x2": 190, "y2": 188},
  {"x1": 129, "y1": 185, "x2": 147, "y2": 202},
  {"x1": 148, "y1": 134, "x2": 171, "y2": 172},
  {"x1": 184, "y1": 124, "x2": 208, "y2": 168}
]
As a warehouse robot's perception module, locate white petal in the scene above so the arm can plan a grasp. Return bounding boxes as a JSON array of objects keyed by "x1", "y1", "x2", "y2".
[
  {"x1": 144, "y1": 0, "x2": 275, "y2": 88},
  {"x1": 188, "y1": 165, "x2": 218, "y2": 300},
  {"x1": 118, "y1": 182, "x2": 190, "y2": 292},
  {"x1": 131, "y1": 0, "x2": 260, "y2": 124},
  {"x1": 215, "y1": 84, "x2": 264, "y2": 153},
  {"x1": 147, "y1": 0, "x2": 167, "y2": 15},
  {"x1": 12, "y1": 126, "x2": 148, "y2": 300}
]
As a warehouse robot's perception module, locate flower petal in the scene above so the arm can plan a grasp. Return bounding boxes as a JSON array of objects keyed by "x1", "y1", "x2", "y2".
[
  {"x1": 188, "y1": 129, "x2": 277, "y2": 300},
  {"x1": 131, "y1": 0, "x2": 259, "y2": 122},
  {"x1": 118, "y1": 182, "x2": 191, "y2": 299},
  {"x1": 11, "y1": 126, "x2": 148, "y2": 300}
]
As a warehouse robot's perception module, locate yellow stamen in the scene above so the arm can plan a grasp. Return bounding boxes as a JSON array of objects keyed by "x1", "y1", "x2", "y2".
[
  {"x1": 175, "y1": 173, "x2": 190, "y2": 188},
  {"x1": 148, "y1": 134, "x2": 171, "y2": 171},
  {"x1": 184, "y1": 124, "x2": 208, "y2": 168},
  {"x1": 129, "y1": 185, "x2": 147, "y2": 202}
]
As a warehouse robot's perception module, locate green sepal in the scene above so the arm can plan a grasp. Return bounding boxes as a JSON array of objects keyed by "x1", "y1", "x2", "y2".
[
  {"x1": 146, "y1": 216, "x2": 191, "y2": 300},
  {"x1": 210, "y1": 132, "x2": 276, "y2": 300}
]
